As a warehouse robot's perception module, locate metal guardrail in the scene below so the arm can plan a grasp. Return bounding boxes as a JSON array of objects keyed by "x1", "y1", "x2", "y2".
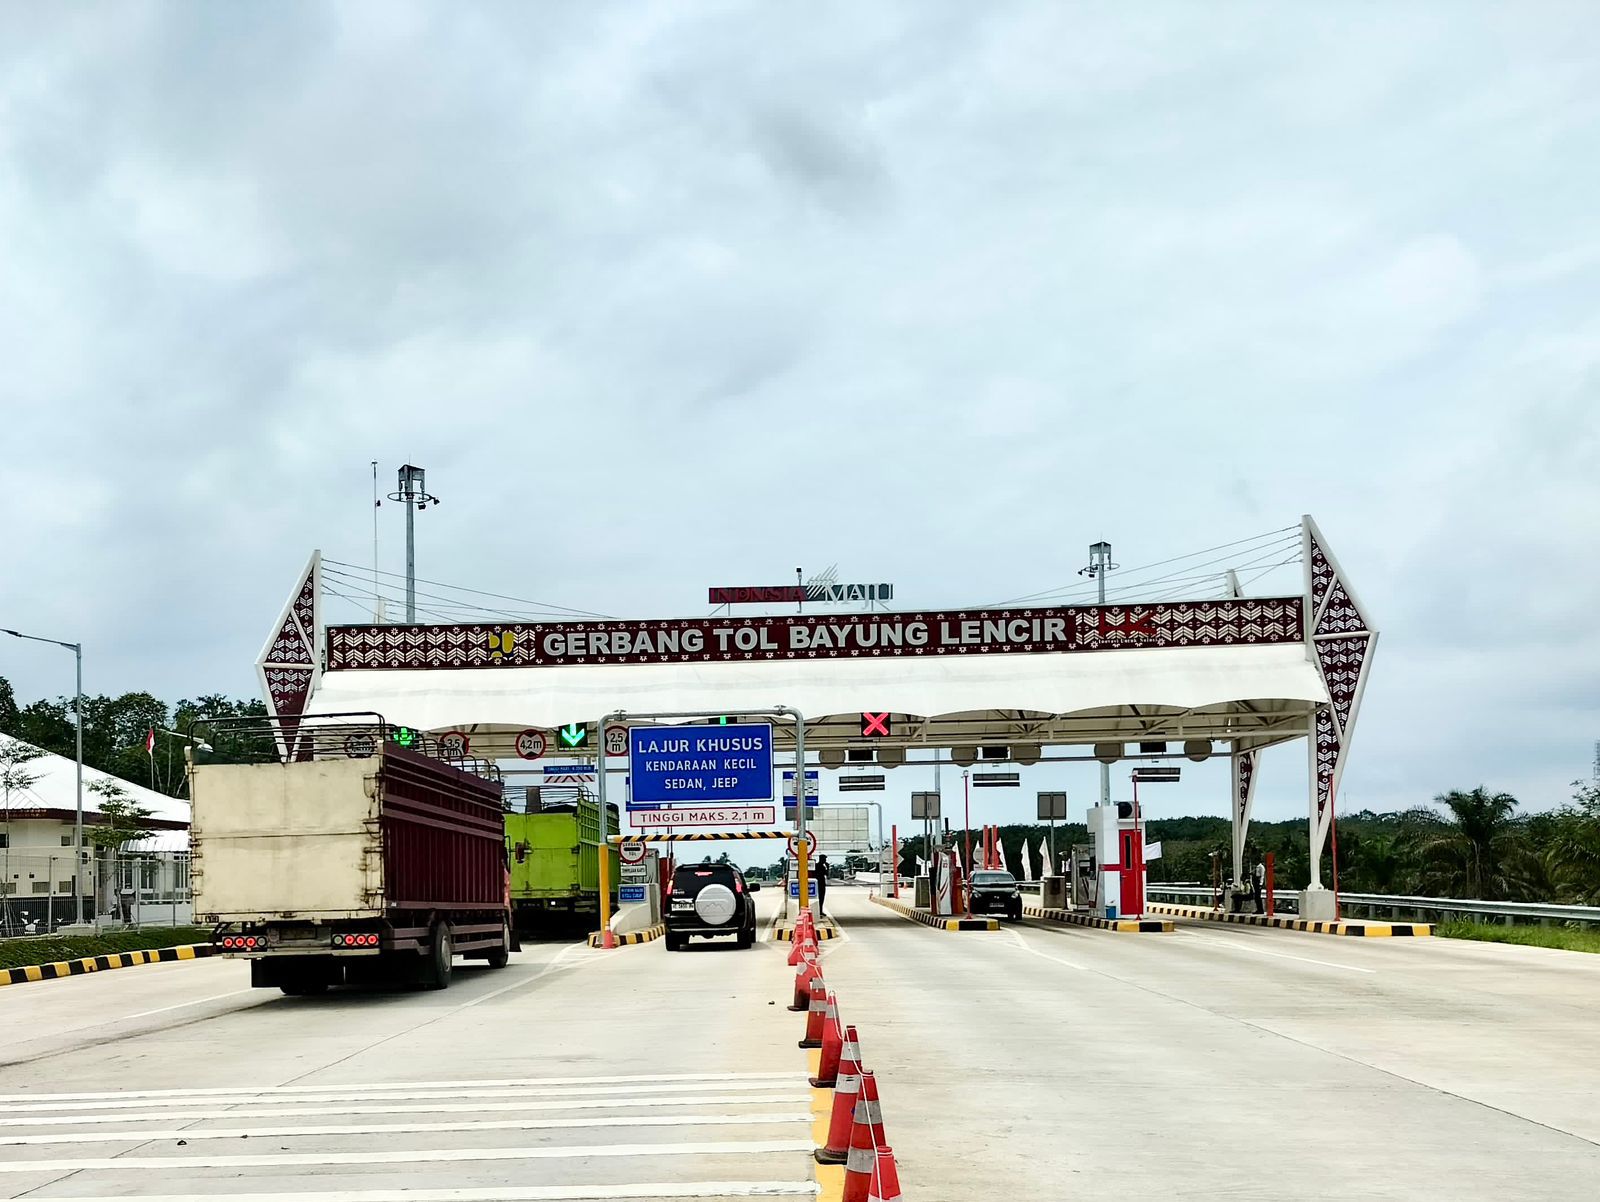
[{"x1": 1146, "y1": 884, "x2": 1600, "y2": 926}]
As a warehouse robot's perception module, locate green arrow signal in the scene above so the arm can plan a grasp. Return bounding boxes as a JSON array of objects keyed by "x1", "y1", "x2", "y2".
[{"x1": 560, "y1": 723, "x2": 587, "y2": 748}]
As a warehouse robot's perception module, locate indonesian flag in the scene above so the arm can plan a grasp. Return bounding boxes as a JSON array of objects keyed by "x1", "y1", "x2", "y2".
[{"x1": 145, "y1": 728, "x2": 155, "y2": 756}]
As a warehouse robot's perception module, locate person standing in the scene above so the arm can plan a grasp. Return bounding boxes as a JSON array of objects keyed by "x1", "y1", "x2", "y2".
[
  {"x1": 815, "y1": 854, "x2": 829, "y2": 913},
  {"x1": 1252, "y1": 858, "x2": 1267, "y2": 913}
]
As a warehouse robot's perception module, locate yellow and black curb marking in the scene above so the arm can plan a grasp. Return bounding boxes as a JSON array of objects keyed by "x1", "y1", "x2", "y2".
[
  {"x1": 1148, "y1": 903, "x2": 1432, "y2": 937},
  {"x1": 587, "y1": 923, "x2": 666, "y2": 948},
  {"x1": 609, "y1": 831, "x2": 790, "y2": 843},
  {"x1": 1023, "y1": 905, "x2": 1173, "y2": 933},
  {"x1": 0, "y1": 943, "x2": 213, "y2": 988},
  {"x1": 774, "y1": 923, "x2": 840, "y2": 942},
  {"x1": 870, "y1": 893, "x2": 998, "y2": 932}
]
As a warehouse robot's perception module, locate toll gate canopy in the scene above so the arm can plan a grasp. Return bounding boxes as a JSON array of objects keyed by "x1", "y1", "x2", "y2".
[{"x1": 261, "y1": 515, "x2": 1375, "y2": 892}]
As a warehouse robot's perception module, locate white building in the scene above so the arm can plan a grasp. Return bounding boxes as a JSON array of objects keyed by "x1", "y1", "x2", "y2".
[{"x1": 0, "y1": 735, "x2": 190, "y2": 931}]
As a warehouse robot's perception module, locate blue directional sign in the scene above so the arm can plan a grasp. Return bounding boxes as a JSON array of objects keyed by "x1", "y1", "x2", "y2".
[
  {"x1": 618, "y1": 884, "x2": 647, "y2": 904},
  {"x1": 629, "y1": 723, "x2": 774, "y2": 806},
  {"x1": 781, "y1": 769, "x2": 820, "y2": 808}
]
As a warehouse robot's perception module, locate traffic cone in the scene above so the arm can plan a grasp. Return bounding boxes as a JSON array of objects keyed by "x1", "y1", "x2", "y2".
[
  {"x1": 841, "y1": 1070, "x2": 886, "y2": 1202},
  {"x1": 814, "y1": 1025, "x2": 863, "y2": 1164},
  {"x1": 808, "y1": 991, "x2": 843, "y2": 1085},
  {"x1": 799, "y1": 975, "x2": 827, "y2": 1048},
  {"x1": 869, "y1": 1146, "x2": 904, "y2": 1202},
  {"x1": 787, "y1": 931, "x2": 806, "y2": 965},
  {"x1": 789, "y1": 952, "x2": 819, "y2": 1010}
]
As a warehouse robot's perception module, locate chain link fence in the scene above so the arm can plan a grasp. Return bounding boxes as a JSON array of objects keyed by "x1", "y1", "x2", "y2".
[{"x1": 0, "y1": 849, "x2": 192, "y2": 935}]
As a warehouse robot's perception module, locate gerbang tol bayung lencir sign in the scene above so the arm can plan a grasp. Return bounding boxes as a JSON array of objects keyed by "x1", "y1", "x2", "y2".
[{"x1": 325, "y1": 598, "x2": 1304, "y2": 669}]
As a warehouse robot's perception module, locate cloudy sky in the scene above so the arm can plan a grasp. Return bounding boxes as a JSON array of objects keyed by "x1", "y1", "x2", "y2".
[{"x1": 2, "y1": 3, "x2": 1598, "y2": 833}]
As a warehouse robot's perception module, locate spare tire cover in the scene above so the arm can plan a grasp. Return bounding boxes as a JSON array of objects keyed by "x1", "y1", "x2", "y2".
[{"x1": 694, "y1": 883, "x2": 738, "y2": 925}]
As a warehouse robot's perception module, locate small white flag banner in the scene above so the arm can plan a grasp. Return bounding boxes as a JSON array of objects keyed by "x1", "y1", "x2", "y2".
[
  {"x1": 1144, "y1": 841, "x2": 1163, "y2": 863},
  {"x1": 1039, "y1": 838, "x2": 1054, "y2": 877},
  {"x1": 997, "y1": 838, "x2": 1009, "y2": 874},
  {"x1": 1020, "y1": 839, "x2": 1034, "y2": 882}
]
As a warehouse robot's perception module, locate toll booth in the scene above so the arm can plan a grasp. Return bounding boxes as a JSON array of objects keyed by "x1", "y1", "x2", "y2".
[
  {"x1": 1086, "y1": 803, "x2": 1145, "y2": 920},
  {"x1": 1068, "y1": 843, "x2": 1097, "y2": 909}
]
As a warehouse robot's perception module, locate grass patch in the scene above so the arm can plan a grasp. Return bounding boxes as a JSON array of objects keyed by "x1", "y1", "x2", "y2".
[
  {"x1": 0, "y1": 927, "x2": 211, "y2": 972},
  {"x1": 1436, "y1": 920, "x2": 1600, "y2": 955}
]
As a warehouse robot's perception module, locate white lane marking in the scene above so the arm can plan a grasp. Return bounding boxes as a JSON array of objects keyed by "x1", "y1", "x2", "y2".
[
  {"x1": 1005, "y1": 929, "x2": 1086, "y2": 971},
  {"x1": 0, "y1": 1138, "x2": 818, "y2": 1172},
  {"x1": 93, "y1": 988, "x2": 261, "y2": 1026},
  {"x1": 1176, "y1": 930, "x2": 1376, "y2": 974},
  {"x1": 0, "y1": 1112, "x2": 814, "y2": 1145},
  {"x1": 0, "y1": 1093, "x2": 812, "y2": 1128},
  {"x1": 0, "y1": 1072, "x2": 801, "y2": 1105},
  {"x1": 30, "y1": 1183, "x2": 821, "y2": 1201}
]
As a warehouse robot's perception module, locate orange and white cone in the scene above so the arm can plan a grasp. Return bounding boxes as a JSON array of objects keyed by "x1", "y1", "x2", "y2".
[
  {"x1": 814, "y1": 1024, "x2": 863, "y2": 1164},
  {"x1": 789, "y1": 952, "x2": 819, "y2": 1010},
  {"x1": 869, "y1": 1145, "x2": 904, "y2": 1202},
  {"x1": 841, "y1": 1070, "x2": 886, "y2": 1202},
  {"x1": 787, "y1": 931, "x2": 806, "y2": 965},
  {"x1": 808, "y1": 991, "x2": 843, "y2": 1085},
  {"x1": 799, "y1": 975, "x2": 828, "y2": 1048}
]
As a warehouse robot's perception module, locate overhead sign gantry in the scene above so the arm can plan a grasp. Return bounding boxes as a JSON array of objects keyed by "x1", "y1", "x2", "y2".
[{"x1": 258, "y1": 515, "x2": 1376, "y2": 921}]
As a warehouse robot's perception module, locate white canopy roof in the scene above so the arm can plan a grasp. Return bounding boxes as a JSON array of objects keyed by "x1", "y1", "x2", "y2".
[
  {"x1": 0, "y1": 735, "x2": 190, "y2": 849},
  {"x1": 306, "y1": 643, "x2": 1328, "y2": 756}
]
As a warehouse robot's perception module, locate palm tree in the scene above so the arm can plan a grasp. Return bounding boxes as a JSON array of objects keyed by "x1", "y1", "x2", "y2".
[
  {"x1": 1548, "y1": 781, "x2": 1600, "y2": 904},
  {"x1": 1417, "y1": 787, "x2": 1522, "y2": 899}
]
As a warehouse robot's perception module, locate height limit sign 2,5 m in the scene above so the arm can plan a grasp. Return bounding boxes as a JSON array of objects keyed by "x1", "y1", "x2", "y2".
[{"x1": 627, "y1": 722, "x2": 775, "y2": 807}]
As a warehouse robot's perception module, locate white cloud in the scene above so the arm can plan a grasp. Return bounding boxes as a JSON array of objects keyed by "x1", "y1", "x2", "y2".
[{"x1": 1, "y1": 3, "x2": 1598, "y2": 826}]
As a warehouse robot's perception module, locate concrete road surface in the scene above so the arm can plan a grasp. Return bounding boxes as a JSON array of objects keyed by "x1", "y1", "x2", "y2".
[
  {"x1": 0, "y1": 891, "x2": 818, "y2": 1201},
  {"x1": 816, "y1": 884, "x2": 1600, "y2": 1201},
  {"x1": 10, "y1": 885, "x2": 1600, "y2": 1201}
]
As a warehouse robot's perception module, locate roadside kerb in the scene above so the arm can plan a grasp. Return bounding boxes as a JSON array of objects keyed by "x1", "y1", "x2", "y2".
[
  {"x1": 1023, "y1": 905, "x2": 1173, "y2": 933},
  {"x1": 1148, "y1": 903, "x2": 1432, "y2": 937},
  {"x1": 775, "y1": 922, "x2": 841, "y2": 942},
  {"x1": 870, "y1": 893, "x2": 998, "y2": 932},
  {"x1": 0, "y1": 943, "x2": 214, "y2": 988},
  {"x1": 586, "y1": 923, "x2": 666, "y2": 949}
]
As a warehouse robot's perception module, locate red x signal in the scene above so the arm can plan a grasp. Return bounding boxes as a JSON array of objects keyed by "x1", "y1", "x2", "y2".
[{"x1": 861, "y1": 711, "x2": 891, "y2": 738}]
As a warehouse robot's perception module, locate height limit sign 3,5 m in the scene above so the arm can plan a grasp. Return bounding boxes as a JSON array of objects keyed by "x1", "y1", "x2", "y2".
[{"x1": 628, "y1": 722, "x2": 775, "y2": 807}]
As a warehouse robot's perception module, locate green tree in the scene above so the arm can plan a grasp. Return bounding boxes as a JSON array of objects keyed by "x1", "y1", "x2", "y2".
[
  {"x1": 0, "y1": 736, "x2": 46, "y2": 935},
  {"x1": 0, "y1": 676, "x2": 18, "y2": 731},
  {"x1": 86, "y1": 777, "x2": 155, "y2": 922},
  {"x1": 1417, "y1": 787, "x2": 1524, "y2": 899},
  {"x1": 1547, "y1": 780, "x2": 1600, "y2": 904}
]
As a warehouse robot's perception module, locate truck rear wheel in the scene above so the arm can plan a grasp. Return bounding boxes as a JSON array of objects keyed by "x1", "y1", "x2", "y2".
[
  {"x1": 423, "y1": 923, "x2": 453, "y2": 990},
  {"x1": 485, "y1": 920, "x2": 511, "y2": 969}
]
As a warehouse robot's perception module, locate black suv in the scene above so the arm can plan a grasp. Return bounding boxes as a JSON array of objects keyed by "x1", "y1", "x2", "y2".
[
  {"x1": 967, "y1": 870, "x2": 1023, "y2": 921},
  {"x1": 665, "y1": 862, "x2": 760, "y2": 950}
]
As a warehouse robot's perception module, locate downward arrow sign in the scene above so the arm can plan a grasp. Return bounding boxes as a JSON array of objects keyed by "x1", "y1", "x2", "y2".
[{"x1": 560, "y1": 723, "x2": 586, "y2": 747}]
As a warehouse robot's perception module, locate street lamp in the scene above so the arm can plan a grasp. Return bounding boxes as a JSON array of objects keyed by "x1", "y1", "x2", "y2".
[{"x1": 1, "y1": 628, "x2": 85, "y2": 925}]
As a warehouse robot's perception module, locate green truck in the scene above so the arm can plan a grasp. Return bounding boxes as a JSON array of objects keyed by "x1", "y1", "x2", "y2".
[{"x1": 505, "y1": 797, "x2": 621, "y2": 935}]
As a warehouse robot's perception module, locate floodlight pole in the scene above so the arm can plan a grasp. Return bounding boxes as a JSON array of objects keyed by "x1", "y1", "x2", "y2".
[
  {"x1": 1080, "y1": 540, "x2": 1117, "y2": 812},
  {"x1": 2, "y1": 629, "x2": 84, "y2": 925},
  {"x1": 387, "y1": 465, "x2": 438, "y2": 624}
]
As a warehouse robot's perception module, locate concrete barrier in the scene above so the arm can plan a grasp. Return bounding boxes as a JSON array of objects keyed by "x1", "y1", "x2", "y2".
[
  {"x1": 869, "y1": 893, "x2": 998, "y2": 932},
  {"x1": 1022, "y1": 905, "x2": 1173, "y2": 933},
  {"x1": 586, "y1": 923, "x2": 665, "y2": 948},
  {"x1": 1148, "y1": 903, "x2": 1432, "y2": 937},
  {"x1": 0, "y1": 943, "x2": 213, "y2": 988}
]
